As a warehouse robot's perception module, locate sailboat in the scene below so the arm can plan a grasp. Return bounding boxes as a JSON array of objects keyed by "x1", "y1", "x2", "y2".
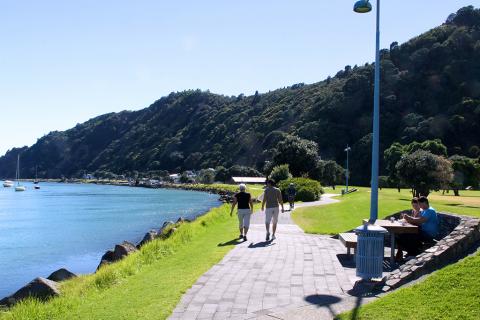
[
  {"x1": 3, "y1": 180, "x2": 13, "y2": 187},
  {"x1": 34, "y1": 165, "x2": 40, "y2": 189},
  {"x1": 15, "y1": 155, "x2": 26, "y2": 192}
]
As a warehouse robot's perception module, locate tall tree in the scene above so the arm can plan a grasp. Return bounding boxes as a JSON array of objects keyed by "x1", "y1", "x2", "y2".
[{"x1": 396, "y1": 150, "x2": 453, "y2": 197}]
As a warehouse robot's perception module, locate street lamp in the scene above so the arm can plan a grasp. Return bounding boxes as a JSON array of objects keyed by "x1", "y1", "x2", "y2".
[
  {"x1": 352, "y1": 0, "x2": 387, "y2": 280},
  {"x1": 354, "y1": 0, "x2": 380, "y2": 222},
  {"x1": 344, "y1": 145, "x2": 351, "y2": 193}
]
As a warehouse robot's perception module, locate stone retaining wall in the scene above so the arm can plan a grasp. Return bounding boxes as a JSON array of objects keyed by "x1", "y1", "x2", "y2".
[{"x1": 382, "y1": 211, "x2": 480, "y2": 292}]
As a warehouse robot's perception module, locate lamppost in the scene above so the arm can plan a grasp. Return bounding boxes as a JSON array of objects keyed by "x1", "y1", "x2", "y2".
[
  {"x1": 344, "y1": 145, "x2": 351, "y2": 193},
  {"x1": 354, "y1": 0, "x2": 380, "y2": 223},
  {"x1": 352, "y1": 0, "x2": 387, "y2": 280}
]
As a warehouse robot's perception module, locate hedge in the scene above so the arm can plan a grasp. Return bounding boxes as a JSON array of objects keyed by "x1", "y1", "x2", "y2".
[{"x1": 278, "y1": 178, "x2": 324, "y2": 202}]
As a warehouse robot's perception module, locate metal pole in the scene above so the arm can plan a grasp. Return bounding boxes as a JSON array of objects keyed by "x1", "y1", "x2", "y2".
[
  {"x1": 369, "y1": 0, "x2": 380, "y2": 222},
  {"x1": 346, "y1": 146, "x2": 349, "y2": 192}
]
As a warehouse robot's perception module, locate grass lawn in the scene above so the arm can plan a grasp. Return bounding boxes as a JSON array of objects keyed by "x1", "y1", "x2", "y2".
[
  {"x1": 336, "y1": 251, "x2": 480, "y2": 320},
  {"x1": 0, "y1": 184, "x2": 262, "y2": 320},
  {"x1": 293, "y1": 187, "x2": 480, "y2": 235}
]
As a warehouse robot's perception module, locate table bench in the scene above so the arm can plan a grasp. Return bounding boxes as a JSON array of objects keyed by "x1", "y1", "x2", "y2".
[{"x1": 339, "y1": 232, "x2": 357, "y2": 257}]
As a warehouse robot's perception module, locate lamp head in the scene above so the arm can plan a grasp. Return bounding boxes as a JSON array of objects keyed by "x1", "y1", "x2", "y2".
[{"x1": 353, "y1": 0, "x2": 372, "y2": 13}]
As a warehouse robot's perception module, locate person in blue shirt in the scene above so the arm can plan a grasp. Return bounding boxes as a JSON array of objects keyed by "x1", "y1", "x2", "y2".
[{"x1": 395, "y1": 196, "x2": 439, "y2": 261}]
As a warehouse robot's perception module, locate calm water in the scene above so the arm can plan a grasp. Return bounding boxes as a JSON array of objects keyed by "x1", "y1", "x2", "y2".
[{"x1": 0, "y1": 183, "x2": 219, "y2": 297}]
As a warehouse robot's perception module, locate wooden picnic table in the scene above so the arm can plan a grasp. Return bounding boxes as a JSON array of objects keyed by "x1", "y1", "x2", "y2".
[{"x1": 363, "y1": 219, "x2": 418, "y2": 265}]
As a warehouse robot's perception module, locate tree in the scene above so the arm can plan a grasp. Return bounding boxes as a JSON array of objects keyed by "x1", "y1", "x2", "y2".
[
  {"x1": 396, "y1": 150, "x2": 453, "y2": 197},
  {"x1": 383, "y1": 142, "x2": 405, "y2": 191},
  {"x1": 449, "y1": 155, "x2": 480, "y2": 196},
  {"x1": 269, "y1": 164, "x2": 292, "y2": 183},
  {"x1": 197, "y1": 169, "x2": 215, "y2": 184},
  {"x1": 404, "y1": 139, "x2": 448, "y2": 157},
  {"x1": 272, "y1": 135, "x2": 319, "y2": 176},
  {"x1": 214, "y1": 166, "x2": 228, "y2": 183},
  {"x1": 317, "y1": 160, "x2": 344, "y2": 190}
]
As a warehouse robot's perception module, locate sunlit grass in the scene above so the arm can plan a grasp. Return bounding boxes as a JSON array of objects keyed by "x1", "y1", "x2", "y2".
[
  {"x1": 292, "y1": 187, "x2": 480, "y2": 235},
  {"x1": 336, "y1": 251, "x2": 480, "y2": 320}
]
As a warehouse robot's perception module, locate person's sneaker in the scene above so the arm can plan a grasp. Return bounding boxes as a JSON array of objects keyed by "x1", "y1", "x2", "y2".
[
  {"x1": 266, "y1": 233, "x2": 270, "y2": 241},
  {"x1": 271, "y1": 234, "x2": 276, "y2": 241},
  {"x1": 243, "y1": 235, "x2": 247, "y2": 241},
  {"x1": 239, "y1": 234, "x2": 243, "y2": 239}
]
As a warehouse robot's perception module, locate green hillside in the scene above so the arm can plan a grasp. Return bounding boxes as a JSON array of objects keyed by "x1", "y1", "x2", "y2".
[{"x1": 1, "y1": 6, "x2": 479, "y2": 185}]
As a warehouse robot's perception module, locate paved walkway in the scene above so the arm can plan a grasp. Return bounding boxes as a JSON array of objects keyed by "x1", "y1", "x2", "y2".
[{"x1": 169, "y1": 195, "x2": 375, "y2": 320}]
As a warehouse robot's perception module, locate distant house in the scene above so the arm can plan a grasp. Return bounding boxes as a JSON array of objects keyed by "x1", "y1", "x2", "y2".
[
  {"x1": 169, "y1": 173, "x2": 180, "y2": 183},
  {"x1": 230, "y1": 177, "x2": 266, "y2": 184}
]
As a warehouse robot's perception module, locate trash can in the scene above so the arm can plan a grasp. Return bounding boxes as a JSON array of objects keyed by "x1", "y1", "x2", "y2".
[{"x1": 355, "y1": 223, "x2": 387, "y2": 279}]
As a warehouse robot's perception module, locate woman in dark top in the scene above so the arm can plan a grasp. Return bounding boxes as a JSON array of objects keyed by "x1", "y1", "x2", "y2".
[{"x1": 230, "y1": 184, "x2": 254, "y2": 241}]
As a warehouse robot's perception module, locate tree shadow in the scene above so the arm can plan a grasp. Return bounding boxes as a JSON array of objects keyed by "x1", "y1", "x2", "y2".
[
  {"x1": 248, "y1": 241, "x2": 275, "y2": 248},
  {"x1": 217, "y1": 238, "x2": 245, "y2": 247}
]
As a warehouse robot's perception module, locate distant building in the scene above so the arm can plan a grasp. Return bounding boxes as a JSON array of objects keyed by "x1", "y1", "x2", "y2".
[
  {"x1": 230, "y1": 177, "x2": 266, "y2": 184},
  {"x1": 169, "y1": 173, "x2": 180, "y2": 183}
]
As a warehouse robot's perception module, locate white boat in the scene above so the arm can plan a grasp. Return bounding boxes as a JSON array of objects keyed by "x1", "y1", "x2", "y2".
[
  {"x1": 14, "y1": 155, "x2": 26, "y2": 192},
  {"x1": 3, "y1": 180, "x2": 14, "y2": 187},
  {"x1": 34, "y1": 165, "x2": 40, "y2": 189}
]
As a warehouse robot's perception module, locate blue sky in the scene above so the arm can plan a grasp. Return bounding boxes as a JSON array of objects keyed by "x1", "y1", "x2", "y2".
[{"x1": 0, "y1": 1, "x2": 476, "y2": 156}]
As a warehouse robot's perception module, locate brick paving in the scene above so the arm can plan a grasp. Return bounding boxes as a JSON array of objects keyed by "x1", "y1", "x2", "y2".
[{"x1": 169, "y1": 195, "x2": 376, "y2": 320}]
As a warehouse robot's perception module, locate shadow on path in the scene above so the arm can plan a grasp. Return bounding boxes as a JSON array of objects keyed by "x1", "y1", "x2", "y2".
[
  {"x1": 304, "y1": 294, "x2": 341, "y2": 318},
  {"x1": 248, "y1": 241, "x2": 275, "y2": 248},
  {"x1": 336, "y1": 254, "x2": 356, "y2": 269},
  {"x1": 345, "y1": 280, "x2": 383, "y2": 320},
  {"x1": 217, "y1": 238, "x2": 245, "y2": 247}
]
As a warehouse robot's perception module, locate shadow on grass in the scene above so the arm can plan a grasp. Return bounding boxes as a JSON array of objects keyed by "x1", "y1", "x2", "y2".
[
  {"x1": 248, "y1": 241, "x2": 275, "y2": 248},
  {"x1": 445, "y1": 203, "x2": 480, "y2": 209},
  {"x1": 217, "y1": 238, "x2": 245, "y2": 247}
]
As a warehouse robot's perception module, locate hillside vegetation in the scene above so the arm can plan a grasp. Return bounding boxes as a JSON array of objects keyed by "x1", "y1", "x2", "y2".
[{"x1": 1, "y1": 6, "x2": 479, "y2": 186}]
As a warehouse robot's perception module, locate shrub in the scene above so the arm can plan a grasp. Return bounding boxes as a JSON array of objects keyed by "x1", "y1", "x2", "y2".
[
  {"x1": 278, "y1": 177, "x2": 323, "y2": 202},
  {"x1": 269, "y1": 164, "x2": 292, "y2": 183}
]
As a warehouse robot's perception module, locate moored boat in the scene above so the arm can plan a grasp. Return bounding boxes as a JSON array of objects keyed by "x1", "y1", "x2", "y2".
[
  {"x1": 3, "y1": 180, "x2": 14, "y2": 187},
  {"x1": 14, "y1": 155, "x2": 26, "y2": 192}
]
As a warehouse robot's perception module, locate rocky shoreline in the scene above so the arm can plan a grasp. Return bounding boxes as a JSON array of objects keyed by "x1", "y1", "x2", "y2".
[{"x1": 0, "y1": 185, "x2": 234, "y2": 308}]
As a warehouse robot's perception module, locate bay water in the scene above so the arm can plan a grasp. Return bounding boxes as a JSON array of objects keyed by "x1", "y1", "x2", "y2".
[{"x1": 0, "y1": 183, "x2": 219, "y2": 297}]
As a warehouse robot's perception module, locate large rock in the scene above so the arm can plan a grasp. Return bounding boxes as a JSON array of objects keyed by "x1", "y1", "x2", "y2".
[
  {"x1": 1, "y1": 277, "x2": 59, "y2": 306},
  {"x1": 137, "y1": 230, "x2": 158, "y2": 248},
  {"x1": 113, "y1": 241, "x2": 137, "y2": 260},
  {"x1": 47, "y1": 268, "x2": 77, "y2": 282},
  {"x1": 97, "y1": 249, "x2": 115, "y2": 270}
]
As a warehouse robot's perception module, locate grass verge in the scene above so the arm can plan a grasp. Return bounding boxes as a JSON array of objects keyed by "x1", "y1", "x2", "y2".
[
  {"x1": 292, "y1": 187, "x2": 480, "y2": 234},
  {"x1": 336, "y1": 251, "x2": 480, "y2": 320}
]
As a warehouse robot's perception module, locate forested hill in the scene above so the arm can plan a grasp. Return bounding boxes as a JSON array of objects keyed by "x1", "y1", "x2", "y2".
[{"x1": 1, "y1": 6, "x2": 479, "y2": 185}]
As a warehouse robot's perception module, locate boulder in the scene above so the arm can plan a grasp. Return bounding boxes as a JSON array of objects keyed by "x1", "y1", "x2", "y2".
[
  {"x1": 113, "y1": 241, "x2": 137, "y2": 260},
  {"x1": 1, "y1": 277, "x2": 59, "y2": 306},
  {"x1": 137, "y1": 230, "x2": 158, "y2": 248},
  {"x1": 97, "y1": 249, "x2": 115, "y2": 270},
  {"x1": 47, "y1": 268, "x2": 77, "y2": 282}
]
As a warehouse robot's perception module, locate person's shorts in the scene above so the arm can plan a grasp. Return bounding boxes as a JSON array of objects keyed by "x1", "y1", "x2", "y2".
[
  {"x1": 265, "y1": 207, "x2": 280, "y2": 224},
  {"x1": 288, "y1": 195, "x2": 295, "y2": 202},
  {"x1": 237, "y1": 209, "x2": 252, "y2": 228}
]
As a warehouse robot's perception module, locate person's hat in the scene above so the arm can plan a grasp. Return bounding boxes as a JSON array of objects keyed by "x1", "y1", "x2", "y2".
[
  {"x1": 239, "y1": 183, "x2": 246, "y2": 191},
  {"x1": 289, "y1": 183, "x2": 294, "y2": 186}
]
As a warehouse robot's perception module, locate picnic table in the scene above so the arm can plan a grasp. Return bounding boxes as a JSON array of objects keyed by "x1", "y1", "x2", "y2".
[{"x1": 363, "y1": 219, "x2": 418, "y2": 265}]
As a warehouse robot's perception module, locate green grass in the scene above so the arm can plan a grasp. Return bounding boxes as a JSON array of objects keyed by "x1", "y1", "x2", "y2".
[
  {"x1": 0, "y1": 184, "x2": 262, "y2": 320},
  {"x1": 292, "y1": 187, "x2": 480, "y2": 235},
  {"x1": 336, "y1": 251, "x2": 480, "y2": 320}
]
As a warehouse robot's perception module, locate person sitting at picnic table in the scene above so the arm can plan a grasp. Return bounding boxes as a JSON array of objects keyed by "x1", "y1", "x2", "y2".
[
  {"x1": 410, "y1": 197, "x2": 421, "y2": 217},
  {"x1": 395, "y1": 196, "x2": 439, "y2": 261}
]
